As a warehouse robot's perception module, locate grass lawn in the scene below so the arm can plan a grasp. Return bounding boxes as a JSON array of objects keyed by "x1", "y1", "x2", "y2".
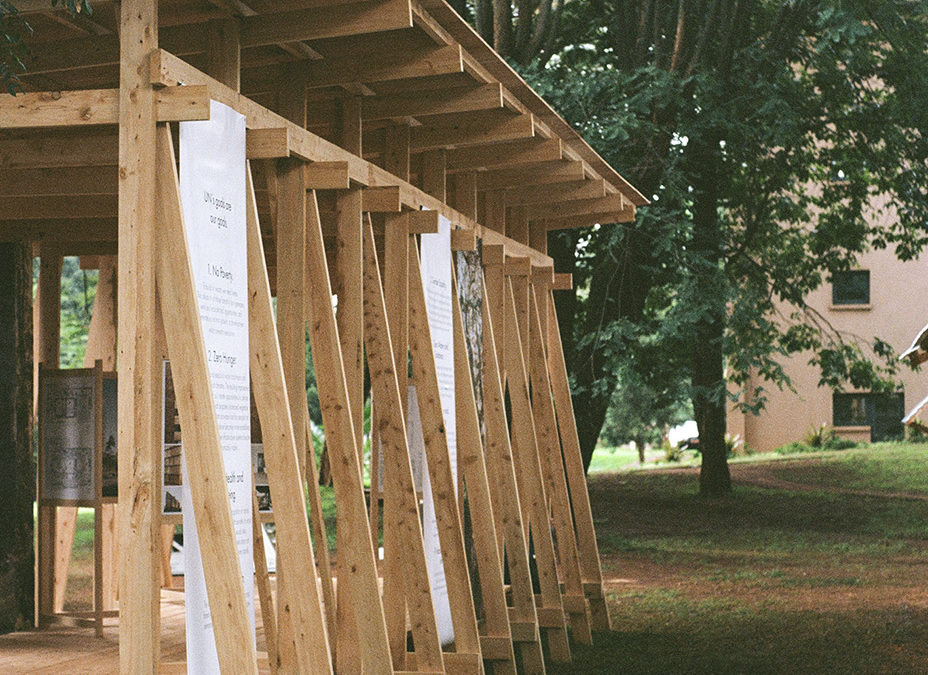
[
  {"x1": 557, "y1": 441, "x2": 928, "y2": 673},
  {"x1": 62, "y1": 442, "x2": 928, "y2": 672}
]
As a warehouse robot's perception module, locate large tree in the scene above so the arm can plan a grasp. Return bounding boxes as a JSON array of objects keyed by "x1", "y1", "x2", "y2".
[{"x1": 515, "y1": 1, "x2": 928, "y2": 493}]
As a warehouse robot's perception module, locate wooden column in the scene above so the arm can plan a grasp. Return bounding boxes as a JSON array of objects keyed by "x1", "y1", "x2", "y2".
[
  {"x1": 420, "y1": 150, "x2": 446, "y2": 202},
  {"x1": 480, "y1": 278, "x2": 544, "y2": 673},
  {"x1": 546, "y1": 295, "x2": 611, "y2": 632},
  {"x1": 333, "y1": 93, "x2": 365, "y2": 674},
  {"x1": 117, "y1": 0, "x2": 162, "y2": 669},
  {"x1": 36, "y1": 246, "x2": 61, "y2": 622},
  {"x1": 381, "y1": 122, "x2": 411, "y2": 668},
  {"x1": 452, "y1": 171, "x2": 478, "y2": 221}
]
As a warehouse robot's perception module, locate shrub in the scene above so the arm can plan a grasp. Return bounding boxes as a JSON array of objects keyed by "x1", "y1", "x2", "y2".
[
  {"x1": 663, "y1": 440, "x2": 684, "y2": 463},
  {"x1": 804, "y1": 424, "x2": 837, "y2": 448},
  {"x1": 776, "y1": 441, "x2": 813, "y2": 455}
]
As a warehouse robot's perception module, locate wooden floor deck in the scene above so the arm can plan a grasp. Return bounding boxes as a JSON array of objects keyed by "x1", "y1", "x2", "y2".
[{"x1": 0, "y1": 587, "x2": 274, "y2": 673}]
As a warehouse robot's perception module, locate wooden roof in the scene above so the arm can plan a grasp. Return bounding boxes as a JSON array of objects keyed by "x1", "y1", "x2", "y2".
[{"x1": 2, "y1": 0, "x2": 644, "y2": 259}]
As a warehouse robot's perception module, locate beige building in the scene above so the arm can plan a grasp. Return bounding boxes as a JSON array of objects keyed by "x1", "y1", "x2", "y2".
[{"x1": 728, "y1": 245, "x2": 928, "y2": 452}]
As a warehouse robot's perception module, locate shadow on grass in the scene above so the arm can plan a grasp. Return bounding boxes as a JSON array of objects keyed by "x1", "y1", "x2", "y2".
[{"x1": 549, "y1": 605, "x2": 928, "y2": 674}]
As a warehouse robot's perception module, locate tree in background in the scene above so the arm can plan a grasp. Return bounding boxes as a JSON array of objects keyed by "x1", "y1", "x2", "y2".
[{"x1": 505, "y1": 1, "x2": 928, "y2": 493}]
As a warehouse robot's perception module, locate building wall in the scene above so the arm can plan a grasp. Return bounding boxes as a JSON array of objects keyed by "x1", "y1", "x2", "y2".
[{"x1": 729, "y1": 245, "x2": 928, "y2": 452}]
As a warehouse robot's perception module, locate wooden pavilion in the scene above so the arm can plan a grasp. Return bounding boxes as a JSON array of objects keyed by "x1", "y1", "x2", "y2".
[{"x1": 0, "y1": 0, "x2": 646, "y2": 672}]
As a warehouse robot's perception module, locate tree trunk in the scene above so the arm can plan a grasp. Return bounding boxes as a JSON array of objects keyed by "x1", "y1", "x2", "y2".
[
  {"x1": 0, "y1": 243, "x2": 34, "y2": 633},
  {"x1": 688, "y1": 132, "x2": 731, "y2": 495}
]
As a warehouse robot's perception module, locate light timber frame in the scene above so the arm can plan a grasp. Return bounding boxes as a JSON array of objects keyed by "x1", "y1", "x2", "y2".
[{"x1": 7, "y1": 0, "x2": 643, "y2": 671}]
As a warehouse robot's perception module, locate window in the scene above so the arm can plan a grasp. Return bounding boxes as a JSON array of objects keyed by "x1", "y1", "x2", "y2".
[
  {"x1": 832, "y1": 270, "x2": 870, "y2": 306},
  {"x1": 833, "y1": 392, "x2": 904, "y2": 441}
]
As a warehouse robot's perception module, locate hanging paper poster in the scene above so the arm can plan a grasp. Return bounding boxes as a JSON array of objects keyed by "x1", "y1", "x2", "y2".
[
  {"x1": 417, "y1": 214, "x2": 456, "y2": 645},
  {"x1": 179, "y1": 99, "x2": 254, "y2": 673}
]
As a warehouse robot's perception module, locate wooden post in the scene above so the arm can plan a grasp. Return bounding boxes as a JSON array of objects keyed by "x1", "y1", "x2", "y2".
[
  {"x1": 480, "y1": 278, "x2": 544, "y2": 674},
  {"x1": 333, "y1": 93, "x2": 366, "y2": 675},
  {"x1": 528, "y1": 285, "x2": 592, "y2": 644},
  {"x1": 246, "y1": 165, "x2": 333, "y2": 674},
  {"x1": 408, "y1": 241, "x2": 483, "y2": 671},
  {"x1": 362, "y1": 216, "x2": 444, "y2": 672},
  {"x1": 451, "y1": 267, "x2": 517, "y2": 675},
  {"x1": 117, "y1": 1, "x2": 161, "y2": 670},
  {"x1": 36, "y1": 246, "x2": 61, "y2": 623},
  {"x1": 304, "y1": 189, "x2": 393, "y2": 673},
  {"x1": 546, "y1": 294, "x2": 611, "y2": 632},
  {"x1": 502, "y1": 279, "x2": 570, "y2": 663},
  {"x1": 153, "y1": 123, "x2": 258, "y2": 674}
]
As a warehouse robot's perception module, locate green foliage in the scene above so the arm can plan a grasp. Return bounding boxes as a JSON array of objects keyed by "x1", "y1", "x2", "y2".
[
  {"x1": 33, "y1": 256, "x2": 98, "y2": 369},
  {"x1": 0, "y1": 1, "x2": 31, "y2": 94},
  {"x1": 513, "y1": 1, "x2": 928, "y2": 489}
]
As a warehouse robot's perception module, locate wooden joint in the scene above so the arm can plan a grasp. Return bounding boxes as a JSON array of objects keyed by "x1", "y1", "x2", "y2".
[
  {"x1": 405, "y1": 209, "x2": 438, "y2": 234},
  {"x1": 536, "y1": 607, "x2": 566, "y2": 628},
  {"x1": 561, "y1": 594, "x2": 588, "y2": 614},
  {"x1": 507, "y1": 618, "x2": 538, "y2": 643},
  {"x1": 479, "y1": 635, "x2": 514, "y2": 661},
  {"x1": 482, "y1": 243, "x2": 505, "y2": 266},
  {"x1": 450, "y1": 228, "x2": 476, "y2": 251},
  {"x1": 553, "y1": 272, "x2": 573, "y2": 290},
  {"x1": 246, "y1": 128, "x2": 289, "y2": 159},
  {"x1": 157, "y1": 86, "x2": 211, "y2": 122},
  {"x1": 504, "y1": 255, "x2": 531, "y2": 277},
  {"x1": 303, "y1": 161, "x2": 350, "y2": 190},
  {"x1": 531, "y1": 264, "x2": 554, "y2": 287},
  {"x1": 440, "y1": 651, "x2": 482, "y2": 674},
  {"x1": 362, "y1": 186, "x2": 402, "y2": 212}
]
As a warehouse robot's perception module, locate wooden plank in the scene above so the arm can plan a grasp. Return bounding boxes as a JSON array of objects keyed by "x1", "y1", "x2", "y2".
[
  {"x1": 206, "y1": 18, "x2": 241, "y2": 91},
  {"x1": 303, "y1": 161, "x2": 351, "y2": 189},
  {"x1": 505, "y1": 179, "x2": 606, "y2": 207},
  {"x1": 446, "y1": 138, "x2": 561, "y2": 173},
  {"x1": 406, "y1": 210, "x2": 439, "y2": 234},
  {"x1": 306, "y1": 44, "x2": 463, "y2": 89},
  {"x1": 117, "y1": 2, "x2": 161, "y2": 670},
  {"x1": 0, "y1": 167, "x2": 117, "y2": 197},
  {"x1": 476, "y1": 160, "x2": 585, "y2": 192},
  {"x1": 149, "y1": 51, "x2": 554, "y2": 267},
  {"x1": 381, "y1": 207, "x2": 409, "y2": 668},
  {"x1": 528, "y1": 286, "x2": 592, "y2": 644},
  {"x1": 407, "y1": 242, "x2": 482, "y2": 662},
  {"x1": 501, "y1": 280, "x2": 570, "y2": 663},
  {"x1": 247, "y1": 128, "x2": 289, "y2": 159},
  {"x1": 552, "y1": 273, "x2": 572, "y2": 290},
  {"x1": 363, "y1": 186, "x2": 402, "y2": 212},
  {"x1": 333, "y1": 93, "x2": 366, "y2": 675},
  {"x1": 526, "y1": 193, "x2": 627, "y2": 221},
  {"x1": 0, "y1": 133, "x2": 117, "y2": 169},
  {"x1": 450, "y1": 171, "x2": 476, "y2": 220},
  {"x1": 240, "y1": 0, "x2": 412, "y2": 46},
  {"x1": 450, "y1": 268, "x2": 516, "y2": 673},
  {"x1": 419, "y1": 149, "x2": 446, "y2": 202},
  {"x1": 479, "y1": 277, "x2": 544, "y2": 673},
  {"x1": 0, "y1": 195, "x2": 116, "y2": 220},
  {"x1": 246, "y1": 166, "x2": 334, "y2": 673},
  {"x1": 410, "y1": 113, "x2": 534, "y2": 152},
  {"x1": 362, "y1": 216, "x2": 445, "y2": 672},
  {"x1": 546, "y1": 295, "x2": 610, "y2": 632},
  {"x1": 304, "y1": 189, "x2": 393, "y2": 673},
  {"x1": 0, "y1": 87, "x2": 210, "y2": 129},
  {"x1": 153, "y1": 125, "x2": 258, "y2": 674},
  {"x1": 538, "y1": 207, "x2": 636, "y2": 229},
  {"x1": 363, "y1": 84, "x2": 503, "y2": 121},
  {"x1": 251, "y1": 490, "x2": 279, "y2": 675},
  {"x1": 450, "y1": 229, "x2": 475, "y2": 251}
]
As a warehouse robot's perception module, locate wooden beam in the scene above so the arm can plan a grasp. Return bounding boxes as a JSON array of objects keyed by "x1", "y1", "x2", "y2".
[
  {"x1": 546, "y1": 296, "x2": 610, "y2": 632},
  {"x1": 304, "y1": 190, "x2": 393, "y2": 672},
  {"x1": 206, "y1": 18, "x2": 241, "y2": 91},
  {"x1": 246, "y1": 127, "x2": 289, "y2": 159},
  {"x1": 240, "y1": 0, "x2": 412, "y2": 46},
  {"x1": 362, "y1": 216, "x2": 444, "y2": 672},
  {"x1": 0, "y1": 167, "x2": 117, "y2": 197},
  {"x1": 410, "y1": 112, "x2": 534, "y2": 151},
  {"x1": 362, "y1": 83, "x2": 503, "y2": 121},
  {"x1": 303, "y1": 161, "x2": 351, "y2": 189},
  {"x1": 0, "y1": 219, "x2": 116, "y2": 243},
  {"x1": 362, "y1": 185, "x2": 402, "y2": 212},
  {"x1": 246, "y1": 166, "x2": 334, "y2": 673},
  {"x1": 117, "y1": 1, "x2": 160, "y2": 671},
  {"x1": 476, "y1": 160, "x2": 584, "y2": 192},
  {"x1": 541, "y1": 207, "x2": 636, "y2": 229},
  {"x1": 446, "y1": 138, "x2": 561, "y2": 173},
  {"x1": 0, "y1": 133, "x2": 117, "y2": 169},
  {"x1": 0, "y1": 87, "x2": 210, "y2": 129},
  {"x1": 505, "y1": 179, "x2": 606, "y2": 207},
  {"x1": 527, "y1": 193, "x2": 628, "y2": 221},
  {"x1": 154, "y1": 126, "x2": 258, "y2": 673},
  {"x1": 305, "y1": 44, "x2": 463, "y2": 89},
  {"x1": 552, "y1": 273, "x2": 572, "y2": 290},
  {"x1": 0, "y1": 195, "x2": 116, "y2": 220}
]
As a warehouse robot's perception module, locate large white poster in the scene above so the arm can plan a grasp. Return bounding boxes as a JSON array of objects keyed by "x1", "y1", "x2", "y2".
[
  {"x1": 179, "y1": 99, "x2": 254, "y2": 673},
  {"x1": 417, "y1": 214, "x2": 456, "y2": 645}
]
